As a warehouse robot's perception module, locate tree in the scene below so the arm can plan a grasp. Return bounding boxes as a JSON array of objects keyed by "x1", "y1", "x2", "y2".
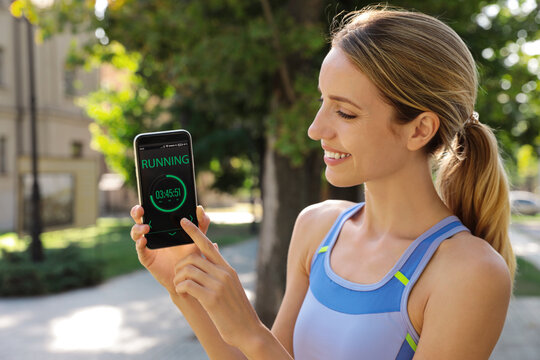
[{"x1": 11, "y1": 0, "x2": 540, "y2": 326}]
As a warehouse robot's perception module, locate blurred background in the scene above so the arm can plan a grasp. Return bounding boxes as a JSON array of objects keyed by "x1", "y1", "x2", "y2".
[{"x1": 0, "y1": 0, "x2": 539, "y2": 359}]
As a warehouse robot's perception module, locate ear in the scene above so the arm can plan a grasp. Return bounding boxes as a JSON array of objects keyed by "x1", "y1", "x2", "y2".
[{"x1": 406, "y1": 112, "x2": 440, "y2": 152}]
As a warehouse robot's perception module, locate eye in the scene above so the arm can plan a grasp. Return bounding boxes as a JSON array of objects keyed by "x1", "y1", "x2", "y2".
[{"x1": 336, "y1": 110, "x2": 356, "y2": 120}]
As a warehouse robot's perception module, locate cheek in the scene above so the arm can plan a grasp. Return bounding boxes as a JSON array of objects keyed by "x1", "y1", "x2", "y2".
[{"x1": 352, "y1": 127, "x2": 406, "y2": 175}]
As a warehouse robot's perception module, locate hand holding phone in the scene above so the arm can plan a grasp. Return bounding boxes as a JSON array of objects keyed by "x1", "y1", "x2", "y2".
[
  {"x1": 130, "y1": 204, "x2": 211, "y2": 293},
  {"x1": 134, "y1": 130, "x2": 198, "y2": 248}
]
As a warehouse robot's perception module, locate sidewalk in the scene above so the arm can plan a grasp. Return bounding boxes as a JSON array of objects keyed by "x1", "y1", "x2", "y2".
[
  {"x1": 510, "y1": 222, "x2": 540, "y2": 269},
  {"x1": 490, "y1": 223, "x2": 540, "y2": 360},
  {"x1": 0, "y1": 239, "x2": 258, "y2": 360},
  {"x1": 0, "y1": 225, "x2": 539, "y2": 359}
]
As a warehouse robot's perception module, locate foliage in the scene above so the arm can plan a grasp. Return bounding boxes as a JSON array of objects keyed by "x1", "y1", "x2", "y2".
[
  {"x1": 0, "y1": 216, "x2": 255, "y2": 291},
  {"x1": 0, "y1": 244, "x2": 104, "y2": 296},
  {"x1": 11, "y1": 0, "x2": 302, "y2": 191},
  {"x1": 9, "y1": 0, "x2": 540, "y2": 189},
  {"x1": 517, "y1": 144, "x2": 539, "y2": 178},
  {"x1": 465, "y1": 0, "x2": 540, "y2": 165}
]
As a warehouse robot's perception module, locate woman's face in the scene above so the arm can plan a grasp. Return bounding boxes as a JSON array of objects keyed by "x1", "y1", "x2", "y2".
[{"x1": 308, "y1": 47, "x2": 411, "y2": 187}]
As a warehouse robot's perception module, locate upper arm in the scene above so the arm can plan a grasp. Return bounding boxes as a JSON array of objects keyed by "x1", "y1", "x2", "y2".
[
  {"x1": 414, "y1": 237, "x2": 512, "y2": 360},
  {"x1": 271, "y1": 201, "x2": 349, "y2": 354}
]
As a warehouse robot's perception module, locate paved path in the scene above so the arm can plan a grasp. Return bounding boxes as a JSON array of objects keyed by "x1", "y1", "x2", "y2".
[
  {"x1": 1, "y1": 224, "x2": 539, "y2": 360},
  {"x1": 0, "y1": 239, "x2": 258, "y2": 360},
  {"x1": 510, "y1": 222, "x2": 540, "y2": 269}
]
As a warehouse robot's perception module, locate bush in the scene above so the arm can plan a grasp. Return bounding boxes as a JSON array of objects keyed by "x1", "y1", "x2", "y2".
[{"x1": 0, "y1": 244, "x2": 104, "y2": 297}]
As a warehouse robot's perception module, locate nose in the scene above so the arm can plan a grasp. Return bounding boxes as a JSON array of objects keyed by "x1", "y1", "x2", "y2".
[{"x1": 308, "y1": 107, "x2": 334, "y2": 141}]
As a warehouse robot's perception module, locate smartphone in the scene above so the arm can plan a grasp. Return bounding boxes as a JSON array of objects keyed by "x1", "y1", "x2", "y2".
[{"x1": 133, "y1": 130, "x2": 198, "y2": 248}]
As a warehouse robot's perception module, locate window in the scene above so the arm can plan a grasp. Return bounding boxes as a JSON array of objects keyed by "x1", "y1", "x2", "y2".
[
  {"x1": 0, "y1": 48, "x2": 4, "y2": 86},
  {"x1": 64, "y1": 69, "x2": 76, "y2": 96},
  {"x1": 0, "y1": 136, "x2": 6, "y2": 174},
  {"x1": 71, "y1": 141, "x2": 83, "y2": 158},
  {"x1": 22, "y1": 173, "x2": 74, "y2": 230}
]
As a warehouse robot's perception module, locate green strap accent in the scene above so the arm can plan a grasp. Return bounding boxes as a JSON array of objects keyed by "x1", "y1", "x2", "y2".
[
  {"x1": 394, "y1": 271, "x2": 409, "y2": 286},
  {"x1": 406, "y1": 333, "x2": 417, "y2": 352},
  {"x1": 318, "y1": 246, "x2": 329, "y2": 254}
]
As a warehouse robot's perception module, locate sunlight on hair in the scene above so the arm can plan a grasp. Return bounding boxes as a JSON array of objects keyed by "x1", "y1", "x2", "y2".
[{"x1": 49, "y1": 305, "x2": 158, "y2": 353}]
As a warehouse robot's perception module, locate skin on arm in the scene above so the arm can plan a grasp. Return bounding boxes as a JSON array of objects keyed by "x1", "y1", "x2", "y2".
[
  {"x1": 130, "y1": 205, "x2": 246, "y2": 360},
  {"x1": 172, "y1": 200, "x2": 349, "y2": 359},
  {"x1": 132, "y1": 200, "x2": 349, "y2": 359},
  {"x1": 413, "y1": 235, "x2": 512, "y2": 360},
  {"x1": 175, "y1": 218, "x2": 293, "y2": 359},
  {"x1": 272, "y1": 201, "x2": 353, "y2": 354}
]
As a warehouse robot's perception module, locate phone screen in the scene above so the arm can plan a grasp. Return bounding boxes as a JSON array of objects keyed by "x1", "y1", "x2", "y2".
[{"x1": 134, "y1": 130, "x2": 198, "y2": 248}]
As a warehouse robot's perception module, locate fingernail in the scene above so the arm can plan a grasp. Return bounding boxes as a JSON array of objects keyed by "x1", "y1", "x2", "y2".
[{"x1": 181, "y1": 218, "x2": 188, "y2": 225}]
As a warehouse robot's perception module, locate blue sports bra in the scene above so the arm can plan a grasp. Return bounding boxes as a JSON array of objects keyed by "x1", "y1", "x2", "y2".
[{"x1": 293, "y1": 202, "x2": 470, "y2": 359}]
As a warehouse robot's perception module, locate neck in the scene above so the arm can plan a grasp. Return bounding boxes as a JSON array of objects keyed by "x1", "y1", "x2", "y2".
[{"x1": 361, "y1": 154, "x2": 453, "y2": 241}]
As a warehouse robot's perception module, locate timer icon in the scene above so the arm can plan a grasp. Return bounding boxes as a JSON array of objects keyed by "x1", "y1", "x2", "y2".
[{"x1": 149, "y1": 174, "x2": 187, "y2": 212}]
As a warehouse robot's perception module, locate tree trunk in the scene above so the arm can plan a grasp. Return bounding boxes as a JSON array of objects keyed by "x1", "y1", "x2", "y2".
[
  {"x1": 255, "y1": 137, "x2": 322, "y2": 326},
  {"x1": 255, "y1": 0, "x2": 324, "y2": 327},
  {"x1": 327, "y1": 184, "x2": 365, "y2": 202}
]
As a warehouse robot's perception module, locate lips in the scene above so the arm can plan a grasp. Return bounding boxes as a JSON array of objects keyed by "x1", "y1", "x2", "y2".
[
  {"x1": 324, "y1": 150, "x2": 351, "y2": 159},
  {"x1": 321, "y1": 144, "x2": 352, "y2": 166},
  {"x1": 322, "y1": 144, "x2": 351, "y2": 159}
]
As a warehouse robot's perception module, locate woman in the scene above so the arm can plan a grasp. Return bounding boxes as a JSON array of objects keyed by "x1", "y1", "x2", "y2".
[{"x1": 130, "y1": 6, "x2": 514, "y2": 359}]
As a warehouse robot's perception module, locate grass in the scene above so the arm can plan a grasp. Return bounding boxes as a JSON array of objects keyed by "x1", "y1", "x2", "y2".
[
  {"x1": 510, "y1": 214, "x2": 540, "y2": 295},
  {"x1": 511, "y1": 213, "x2": 540, "y2": 224},
  {"x1": 0, "y1": 218, "x2": 256, "y2": 281},
  {"x1": 514, "y1": 257, "x2": 540, "y2": 296},
  {"x1": 3, "y1": 216, "x2": 538, "y2": 296}
]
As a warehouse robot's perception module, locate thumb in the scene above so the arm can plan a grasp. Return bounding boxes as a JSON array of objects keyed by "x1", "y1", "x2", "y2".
[{"x1": 135, "y1": 237, "x2": 154, "y2": 267}]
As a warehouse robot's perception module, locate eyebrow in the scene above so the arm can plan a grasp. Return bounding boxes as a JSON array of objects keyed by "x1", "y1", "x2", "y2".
[{"x1": 318, "y1": 86, "x2": 364, "y2": 111}]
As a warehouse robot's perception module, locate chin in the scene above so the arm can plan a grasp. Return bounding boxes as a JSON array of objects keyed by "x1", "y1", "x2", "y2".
[{"x1": 325, "y1": 170, "x2": 363, "y2": 188}]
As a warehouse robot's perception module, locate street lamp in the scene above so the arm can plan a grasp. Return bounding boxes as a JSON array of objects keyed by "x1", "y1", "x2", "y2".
[{"x1": 25, "y1": 15, "x2": 44, "y2": 262}]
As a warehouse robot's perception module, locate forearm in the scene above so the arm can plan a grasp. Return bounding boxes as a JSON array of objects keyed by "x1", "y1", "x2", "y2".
[
  {"x1": 170, "y1": 292, "x2": 247, "y2": 360},
  {"x1": 239, "y1": 323, "x2": 294, "y2": 360},
  {"x1": 170, "y1": 292, "x2": 293, "y2": 360}
]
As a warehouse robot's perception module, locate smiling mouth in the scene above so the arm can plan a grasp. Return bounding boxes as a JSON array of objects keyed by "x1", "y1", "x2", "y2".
[{"x1": 324, "y1": 150, "x2": 351, "y2": 160}]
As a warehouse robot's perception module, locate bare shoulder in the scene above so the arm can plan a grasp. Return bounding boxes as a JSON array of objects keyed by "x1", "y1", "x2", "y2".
[
  {"x1": 297, "y1": 199, "x2": 355, "y2": 226},
  {"x1": 289, "y1": 200, "x2": 357, "y2": 275},
  {"x1": 429, "y1": 231, "x2": 512, "y2": 304},
  {"x1": 415, "y1": 232, "x2": 513, "y2": 358},
  {"x1": 294, "y1": 200, "x2": 356, "y2": 240},
  {"x1": 438, "y1": 232, "x2": 511, "y2": 285}
]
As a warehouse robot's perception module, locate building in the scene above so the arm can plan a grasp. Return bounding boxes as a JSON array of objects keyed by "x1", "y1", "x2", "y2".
[{"x1": 0, "y1": 3, "x2": 101, "y2": 232}]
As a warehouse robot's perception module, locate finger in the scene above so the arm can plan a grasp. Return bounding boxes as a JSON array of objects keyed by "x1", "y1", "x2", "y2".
[
  {"x1": 174, "y1": 252, "x2": 215, "y2": 276},
  {"x1": 181, "y1": 218, "x2": 227, "y2": 266},
  {"x1": 197, "y1": 205, "x2": 211, "y2": 234},
  {"x1": 173, "y1": 263, "x2": 220, "y2": 289},
  {"x1": 130, "y1": 224, "x2": 150, "y2": 241},
  {"x1": 175, "y1": 279, "x2": 212, "y2": 300},
  {"x1": 130, "y1": 205, "x2": 145, "y2": 225},
  {"x1": 134, "y1": 236, "x2": 153, "y2": 265},
  {"x1": 136, "y1": 236, "x2": 148, "y2": 252}
]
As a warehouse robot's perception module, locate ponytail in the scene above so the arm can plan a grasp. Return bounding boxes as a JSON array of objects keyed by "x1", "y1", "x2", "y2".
[
  {"x1": 331, "y1": 7, "x2": 516, "y2": 284},
  {"x1": 435, "y1": 121, "x2": 516, "y2": 283}
]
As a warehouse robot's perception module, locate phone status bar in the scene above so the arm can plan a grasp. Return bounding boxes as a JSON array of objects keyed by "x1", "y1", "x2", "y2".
[{"x1": 139, "y1": 142, "x2": 188, "y2": 151}]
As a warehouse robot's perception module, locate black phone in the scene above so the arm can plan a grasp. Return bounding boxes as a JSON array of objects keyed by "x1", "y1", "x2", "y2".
[{"x1": 133, "y1": 130, "x2": 198, "y2": 248}]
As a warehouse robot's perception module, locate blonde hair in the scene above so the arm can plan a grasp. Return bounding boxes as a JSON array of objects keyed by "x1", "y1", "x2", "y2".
[{"x1": 331, "y1": 6, "x2": 516, "y2": 281}]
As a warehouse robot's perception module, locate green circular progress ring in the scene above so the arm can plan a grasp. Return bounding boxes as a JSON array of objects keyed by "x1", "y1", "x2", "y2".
[{"x1": 150, "y1": 174, "x2": 187, "y2": 213}]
